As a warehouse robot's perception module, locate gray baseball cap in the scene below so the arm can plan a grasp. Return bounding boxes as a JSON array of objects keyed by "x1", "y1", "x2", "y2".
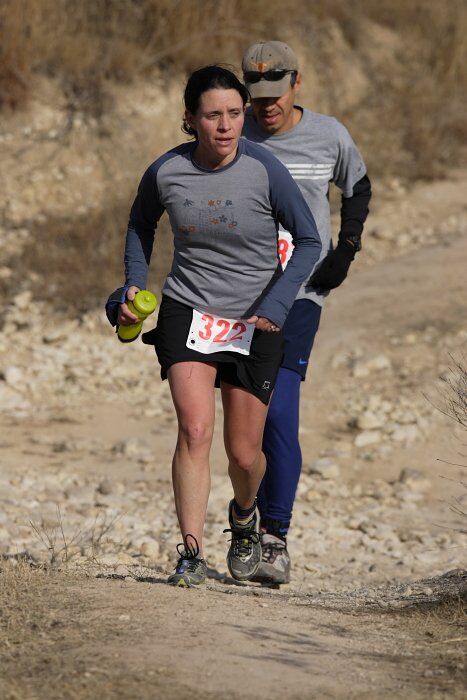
[{"x1": 242, "y1": 41, "x2": 299, "y2": 99}]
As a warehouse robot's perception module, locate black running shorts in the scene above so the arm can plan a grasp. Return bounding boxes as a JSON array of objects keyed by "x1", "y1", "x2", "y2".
[{"x1": 142, "y1": 295, "x2": 284, "y2": 405}]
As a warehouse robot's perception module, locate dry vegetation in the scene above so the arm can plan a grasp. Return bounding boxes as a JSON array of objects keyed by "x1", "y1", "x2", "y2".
[
  {"x1": 9, "y1": 205, "x2": 173, "y2": 312},
  {"x1": 1, "y1": 0, "x2": 466, "y2": 176},
  {"x1": 1, "y1": 0, "x2": 466, "y2": 310},
  {"x1": 1, "y1": 0, "x2": 467, "y2": 310},
  {"x1": 1, "y1": 8, "x2": 466, "y2": 694},
  {"x1": 0, "y1": 0, "x2": 466, "y2": 310},
  {"x1": 0, "y1": 561, "x2": 465, "y2": 700}
]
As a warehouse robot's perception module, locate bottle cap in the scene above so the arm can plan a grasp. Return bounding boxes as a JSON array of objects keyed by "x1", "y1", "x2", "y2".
[{"x1": 133, "y1": 290, "x2": 157, "y2": 315}]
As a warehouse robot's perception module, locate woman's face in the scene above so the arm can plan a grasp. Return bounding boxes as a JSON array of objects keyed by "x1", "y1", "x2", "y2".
[{"x1": 186, "y1": 88, "x2": 245, "y2": 168}]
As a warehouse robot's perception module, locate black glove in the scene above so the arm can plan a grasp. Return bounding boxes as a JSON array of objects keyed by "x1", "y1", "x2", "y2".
[{"x1": 309, "y1": 240, "x2": 356, "y2": 291}]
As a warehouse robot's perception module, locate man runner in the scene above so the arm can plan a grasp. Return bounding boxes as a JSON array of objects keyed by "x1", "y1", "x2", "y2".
[{"x1": 242, "y1": 40, "x2": 372, "y2": 584}]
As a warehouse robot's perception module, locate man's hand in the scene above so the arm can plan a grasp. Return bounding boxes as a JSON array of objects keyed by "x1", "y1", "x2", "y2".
[
  {"x1": 118, "y1": 286, "x2": 140, "y2": 325},
  {"x1": 308, "y1": 240, "x2": 356, "y2": 291},
  {"x1": 246, "y1": 316, "x2": 281, "y2": 332}
]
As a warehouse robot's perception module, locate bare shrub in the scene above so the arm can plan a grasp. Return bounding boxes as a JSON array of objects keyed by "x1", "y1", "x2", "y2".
[
  {"x1": 2, "y1": 0, "x2": 467, "y2": 313},
  {"x1": 441, "y1": 357, "x2": 467, "y2": 431},
  {"x1": 1, "y1": 0, "x2": 466, "y2": 174},
  {"x1": 436, "y1": 356, "x2": 467, "y2": 534},
  {"x1": 29, "y1": 506, "x2": 126, "y2": 567}
]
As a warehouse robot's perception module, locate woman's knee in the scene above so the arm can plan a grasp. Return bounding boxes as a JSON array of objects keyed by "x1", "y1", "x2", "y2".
[
  {"x1": 178, "y1": 420, "x2": 213, "y2": 450},
  {"x1": 227, "y1": 443, "x2": 262, "y2": 473}
]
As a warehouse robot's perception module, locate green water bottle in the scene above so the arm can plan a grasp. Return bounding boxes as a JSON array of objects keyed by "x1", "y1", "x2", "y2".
[{"x1": 118, "y1": 290, "x2": 157, "y2": 343}]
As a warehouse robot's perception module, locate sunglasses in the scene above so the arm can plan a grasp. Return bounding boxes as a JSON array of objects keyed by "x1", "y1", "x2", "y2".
[{"x1": 243, "y1": 69, "x2": 297, "y2": 84}]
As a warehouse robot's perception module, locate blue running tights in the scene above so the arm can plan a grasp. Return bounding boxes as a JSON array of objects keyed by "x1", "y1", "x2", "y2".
[{"x1": 258, "y1": 367, "x2": 302, "y2": 536}]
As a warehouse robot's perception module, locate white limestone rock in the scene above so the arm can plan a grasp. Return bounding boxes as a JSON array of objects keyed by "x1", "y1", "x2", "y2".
[
  {"x1": 355, "y1": 430, "x2": 382, "y2": 447},
  {"x1": 398, "y1": 468, "x2": 431, "y2": 493},
  {"x1": 306, "y1": 458, "x2": 341, "y2": 480}
]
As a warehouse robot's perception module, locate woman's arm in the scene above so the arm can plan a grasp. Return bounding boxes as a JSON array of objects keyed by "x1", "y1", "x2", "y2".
[{"x1": 124, "y1": 163, "x2": 165, "y2": 290}]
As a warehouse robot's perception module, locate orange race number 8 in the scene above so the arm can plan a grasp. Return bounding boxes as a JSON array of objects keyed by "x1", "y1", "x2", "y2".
[{"x1": 278, "y1": 238, "x2": 289, "y2": 266}]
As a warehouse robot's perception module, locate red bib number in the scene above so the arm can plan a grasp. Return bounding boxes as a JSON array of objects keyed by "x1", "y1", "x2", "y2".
[
  {"x1": 278, "y1": 230, "x2": 294, "y2": 269},
  {"x1": 187, "y1": 309, "x2": 254, "y2": 355}
]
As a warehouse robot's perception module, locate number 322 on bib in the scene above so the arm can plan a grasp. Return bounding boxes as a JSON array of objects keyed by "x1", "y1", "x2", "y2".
[{"x1": 187, "y1": 309, "x2": 254, "y2": 355}]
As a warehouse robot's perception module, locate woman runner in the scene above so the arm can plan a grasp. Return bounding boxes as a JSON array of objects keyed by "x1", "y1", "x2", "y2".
[{"x1": 113, "y1": 66, "x2": 322, "y2": 587}]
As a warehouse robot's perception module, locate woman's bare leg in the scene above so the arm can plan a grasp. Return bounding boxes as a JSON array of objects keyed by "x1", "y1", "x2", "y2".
[
  {"x1": 221, "y1": 383, "x2": 269, "y2": 509},
  {"x1": 168, "y1": 361, "x2": 217, "y2": 555}
]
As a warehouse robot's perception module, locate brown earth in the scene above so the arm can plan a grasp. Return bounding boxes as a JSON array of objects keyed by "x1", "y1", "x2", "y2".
[
  {"x1": 0, "y1": 27, "x2": 467, "y2": 693},
  {"x1": 1, "y1": 171, "x2": 466, "y2": 698},
  {"x1": 1, "y1": 563, "x2": 465, "y2": 700}
]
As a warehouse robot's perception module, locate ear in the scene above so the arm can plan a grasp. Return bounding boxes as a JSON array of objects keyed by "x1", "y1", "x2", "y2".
[
  {"x1": 293, "y1": 72, "x2": 302, "y2": 94},
  {"x1": 185, "y1": 110, "x2": 196, "y2": 129}
]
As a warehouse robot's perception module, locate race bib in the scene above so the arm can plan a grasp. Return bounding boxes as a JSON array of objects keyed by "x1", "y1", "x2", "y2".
[
  {"x1": 278, "y1": 230, "x2": 294, "y2": 269},
  {"x1": 187, "y1": 310, "x2": 254, "y2": 355}
]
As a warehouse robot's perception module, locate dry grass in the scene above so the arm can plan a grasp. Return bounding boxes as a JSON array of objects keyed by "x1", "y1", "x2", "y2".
[
  {"x1": 0, "y1": 561, "x2": 465, "y2": 699},
  {"x1": 0, "y1": 204, "x2": 174, "y2": 313},
  {"x1": 0, "y1": 560, "x2": 44, "y2": 650},
  {"x1": 1, "y1": 0, "x2": 467, "y2": 312},
  {"x1": 29, "y1": 506, "x2": 127, "y2": 568},
  {"x1": 1, "y1": 0, "x2": 466, "y2": 177},
  {"x1": 441, "y1": 357, "x2": 467, "y2": 431}
]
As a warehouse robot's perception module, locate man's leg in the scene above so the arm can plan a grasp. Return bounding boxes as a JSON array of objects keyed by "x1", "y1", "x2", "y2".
[
  {"x1": 257, "y1": 367, "x2": 302, "y2": 536},
  {"x1": 258, "y1": 299, "x2": 321, "y2": 534},
  {"x1": 255, "y1": 299, "x2": 321, "y2": 584}
]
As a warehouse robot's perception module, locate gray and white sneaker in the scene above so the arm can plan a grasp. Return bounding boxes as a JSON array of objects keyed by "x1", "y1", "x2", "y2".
[
  {"x1": 167, "y1": 535, "x2": 207, "y2": 588},
  {"x1": 223, "y1": 500, "x2": 261, "y2": 581},
  {"x1": 250, "y1": 533, "x2": 291, "y2": 584}
]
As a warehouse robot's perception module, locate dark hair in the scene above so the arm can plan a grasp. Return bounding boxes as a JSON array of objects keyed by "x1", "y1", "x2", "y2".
[{"x1": 182, "y1": 65, "x2": 250, "y2": 137}]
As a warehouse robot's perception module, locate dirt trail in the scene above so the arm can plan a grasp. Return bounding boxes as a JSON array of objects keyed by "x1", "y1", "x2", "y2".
[
  {"x1": 1, "y1": 566, "x2": 465, "y2": 700},
  {"x1": 1, "y1": 177, "x2": 467, "y2": 699}
]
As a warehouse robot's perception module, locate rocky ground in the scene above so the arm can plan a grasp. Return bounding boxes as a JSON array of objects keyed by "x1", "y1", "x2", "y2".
[
  {"x1": 1, "y1": 131, "x2": 466, "y2": 694},
  {"x1": 1, "y1": 174, "x2": 466, "y2": 590}
]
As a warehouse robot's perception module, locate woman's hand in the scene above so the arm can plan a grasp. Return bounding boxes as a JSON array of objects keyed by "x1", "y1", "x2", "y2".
[
  {"x1": 246, "y1": 316, "x2": 281, "y2": 332},
  {"x1": 118, "y1": 286, "x2": 141, "y2": 325}
]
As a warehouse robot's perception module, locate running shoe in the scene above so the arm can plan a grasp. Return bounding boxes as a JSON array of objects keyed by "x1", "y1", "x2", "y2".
[
  {"x1": 223, "y1": 500, "x2": 261, "y2": 581},
  {"x1": 167, "y1": 534, "x2": 207, "y2": 588},
  {"x1": 250, "y1": 533, "x2": 291, "y2": 584}
]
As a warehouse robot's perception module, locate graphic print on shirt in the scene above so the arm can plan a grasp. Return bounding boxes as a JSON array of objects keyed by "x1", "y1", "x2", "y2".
[
  {"x1": 285, "y1": 163, "x2": 333, "y2": 181},
  {"x1": 178, "y1": 198, "x2": 238, "y2": 236}
]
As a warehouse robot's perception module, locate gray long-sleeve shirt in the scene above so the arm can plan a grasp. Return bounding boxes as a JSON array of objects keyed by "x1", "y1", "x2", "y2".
[
  {"x1": 124, "y1": 138, "x2": 322, "y2": 327},
  {"x1": 243, "y1": 108, "x2": 367, "y2": 306}
]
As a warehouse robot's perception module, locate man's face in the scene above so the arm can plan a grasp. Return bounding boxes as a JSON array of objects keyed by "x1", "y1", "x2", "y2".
[{"x1": 250, "y1": 73, "x2": 301, "y2": 135}]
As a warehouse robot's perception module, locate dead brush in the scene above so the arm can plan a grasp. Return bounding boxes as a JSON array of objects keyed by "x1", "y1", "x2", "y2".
[
  {"x1": 0, "y1": 0, "x2": 35, "y2": 109},
  {"x1": 1, "y1": 0, "x2": 466, "y2": 177},
  {"x1": 440, "y1": 356, "x2": 467, "y2": 432},
  {"x1": 1, "y1": 0, "x2": 467, "y2": 317},
  {"x1": 440, "y1": 357, "x2": 467, "y2": 536},
  {"x1": 406, "y1": 598, "x2": 467, "y2": 655},
  {"x1": 29, "y1": 505, "x2": 126, "y2": 568},
  {"x1": 422, "y1": 355, "x2": 467, "y2": 571},
  {"x1": 0, "y1": 558, "x2": 47, "y2": 650}
]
